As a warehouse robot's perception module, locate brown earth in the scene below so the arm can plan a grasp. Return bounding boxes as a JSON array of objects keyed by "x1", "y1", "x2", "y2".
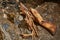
[{"x1": 0, "y1": 0, "x2": 60, "y2": 40}]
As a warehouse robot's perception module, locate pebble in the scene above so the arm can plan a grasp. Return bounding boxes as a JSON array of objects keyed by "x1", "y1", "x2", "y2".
[
  {"x1": 2, "y1": 23, "x2": 9, "y2": 30},
  {"x1": 19, "y1": 15, "x2": 23, "y2": 21},
  {"x1": 3, "y1": 14, "x2": 7, "y2": 19},
  {"x1": 2, "y1": 1, "x2": 7, "y2": 7}
]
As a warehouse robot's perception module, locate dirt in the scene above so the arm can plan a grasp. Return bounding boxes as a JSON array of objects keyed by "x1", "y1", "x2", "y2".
[{"x1": 0, "y1": 0, "x2": 60, "y2": 40}]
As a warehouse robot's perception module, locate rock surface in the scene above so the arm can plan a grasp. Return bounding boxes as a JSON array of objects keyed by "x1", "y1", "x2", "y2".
[{"x1": 0, "y1": 0, "x2": 60, "y2": 40}]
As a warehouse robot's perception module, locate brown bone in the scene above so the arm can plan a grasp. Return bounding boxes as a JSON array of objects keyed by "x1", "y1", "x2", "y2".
[
  {"x1": 20, "y1": 2, "x2": 57, "y2": 35},
  {"x1": 20, "y1": 2, "x2": 38, "y2": 37},
  {"x1": 30, "y1": 8, "x2": 57, "y2": 35}
]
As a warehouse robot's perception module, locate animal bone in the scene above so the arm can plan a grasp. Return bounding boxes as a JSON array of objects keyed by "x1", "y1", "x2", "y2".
[
  {"x1": 20, "y1": 2, "x2": 57, "y2": 36},
  {"x1": 30, "y1": 8, "x2": 57, "y2": 35},
  {"x1": 20, "y1": 2, "x2": 38, "y2": 38}
]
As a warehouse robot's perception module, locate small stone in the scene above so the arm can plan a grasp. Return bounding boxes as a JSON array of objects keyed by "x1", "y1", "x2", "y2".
[
  {"x1": 2, "y1": 1, "x2": 7, "y2": 7},
  {"x1": 3, "y1": 14, "x2": 7, "y2": 19},
  {"x1": 19, "y1": 15, "x2": 23, "y2": 21},
  {"x1": 2, "y1": 23, "x2": 9, "y2": 30}
]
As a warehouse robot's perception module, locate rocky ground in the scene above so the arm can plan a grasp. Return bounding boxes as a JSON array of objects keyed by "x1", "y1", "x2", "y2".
[{"x1": 0, "y1": 0, "x2": 60, "y2": 40}]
